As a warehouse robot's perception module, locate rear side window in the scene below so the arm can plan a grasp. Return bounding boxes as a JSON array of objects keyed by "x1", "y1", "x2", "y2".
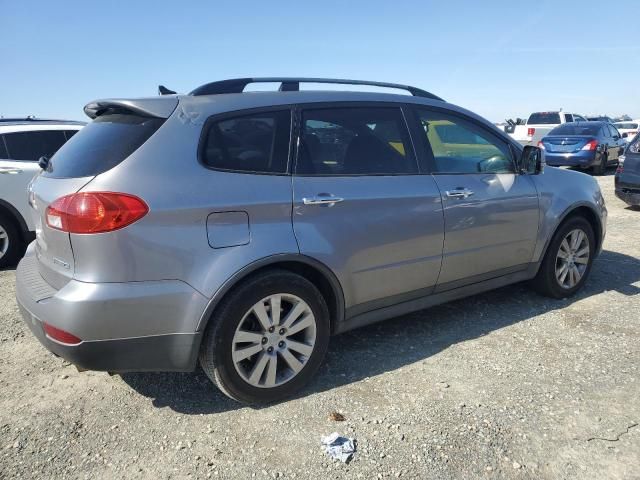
[
  {"x1": 549, "y1": 124, "x2": 601, "y2": 136},
  {"x1": 201, "y1": 110, "x2": 291, "y2": 174},
  {"x1": 0, "y1": 136, "x2": 8, "y2": 158},
  {"x1": 296, "y1": 107, "x2": 417, "y2": 175},
  {"x1": 64, "y1": 130, "x2": 79, "y2": 141},
  {"x1": 3, "y1": 130, "x2": 67, "y2": 161},
  {"x1": 528, "y1": 112, "x2": 561, "y2": 124},
  {"x1": 44, "y1": 114, "x2": 164, "y2": 178}
]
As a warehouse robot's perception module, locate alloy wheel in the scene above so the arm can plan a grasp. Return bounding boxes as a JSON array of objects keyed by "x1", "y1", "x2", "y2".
[
  {"x1": 231, "y1": 294, "x2": 317, "y2": 388},
  {"x1": 0, "y1": 225, "x2": 9, "y2": 260},
  {"x1": 555, "y1": 228, "x2": 590, "y2": 289}
]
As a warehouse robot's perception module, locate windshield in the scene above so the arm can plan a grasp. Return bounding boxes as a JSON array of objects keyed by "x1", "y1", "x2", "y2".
[
  {"x1": 528, "y1": 112, "x2": 561, "y2": 124},
  {"x1": 548, "y1": 124, "x2": 601, "y2": 136},
  {"x1": 615, "y1": 123, "x2": 638, "y2": 130}
]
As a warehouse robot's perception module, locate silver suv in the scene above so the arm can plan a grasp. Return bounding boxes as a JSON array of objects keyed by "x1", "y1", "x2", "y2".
[{"x1": 16, "y1": 78, "x2": 607, "y2": 404}]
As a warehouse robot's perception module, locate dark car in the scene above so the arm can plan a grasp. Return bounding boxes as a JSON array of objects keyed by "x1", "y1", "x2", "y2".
[
  {"x1": 586, "y1": 115, "x2": 614, "y2": 123},
  {"x1": 615, "y1": 133, "x2": 640, "y2": 207},
  {"x1": 539, "y1": 121, "x2": 625, "y2": 175}
]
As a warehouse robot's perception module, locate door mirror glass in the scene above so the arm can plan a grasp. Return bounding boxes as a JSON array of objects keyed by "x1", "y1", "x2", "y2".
[{"x1": 521, "y1": 145, "x2": 545, "y2": 174}]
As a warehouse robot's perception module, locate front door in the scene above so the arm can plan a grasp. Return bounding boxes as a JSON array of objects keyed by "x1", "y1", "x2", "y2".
[
  {"x1": 291, "y1": 104, "x2": 444, "y2": 313},
  {"x1": 412, "y1": 107, "x2": 540, "y2": 291}
]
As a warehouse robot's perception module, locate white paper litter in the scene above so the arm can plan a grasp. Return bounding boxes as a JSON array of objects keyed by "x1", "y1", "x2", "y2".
[{"x1": 321, "y1": 432, "x2": 356, "y2": 463}]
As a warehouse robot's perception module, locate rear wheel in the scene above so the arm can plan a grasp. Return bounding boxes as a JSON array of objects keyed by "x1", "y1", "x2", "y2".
[
  {"x1": 594, "y1": 152, "x2": 608, "y2": 176},
  {"x1": 0, "y1": 214, "x2": 22, "y2": 269},
  {"x1": 531, "y1": 216, "x2": 595, "y2": 298},
  {"x1": 199, "y1": 270, "x2": 330, "y2": 404}
]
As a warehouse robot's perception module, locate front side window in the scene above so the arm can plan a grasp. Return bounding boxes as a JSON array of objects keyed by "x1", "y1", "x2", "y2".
[
  {"x1": 3, "y1": 130, "x2": 67, "y2": 161},
  {"x1": 564, "y1": 114, "x2": 574, "y2": 122},
  {"x1": 296, "y1": 107, "x2": 417, "y2": 175},
  {"x1": 416, "y1": 110, "x2": 514, "y2": 174},
  {"x1": 201, "y1": 110, "x2": 291, "y2": 174}
]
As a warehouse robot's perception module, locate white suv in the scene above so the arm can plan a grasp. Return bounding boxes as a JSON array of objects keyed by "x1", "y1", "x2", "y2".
[{"x1": 0, "y1": 118, "x2": 84, "y2": 267}]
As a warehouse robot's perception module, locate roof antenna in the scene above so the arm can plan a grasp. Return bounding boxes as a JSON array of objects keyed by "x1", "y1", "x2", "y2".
[{"x1": 158, "y1": 85, "x2": 176, "y2": 96}]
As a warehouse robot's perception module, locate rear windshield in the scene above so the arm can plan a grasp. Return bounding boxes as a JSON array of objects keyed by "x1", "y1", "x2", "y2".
[
  {"x1": 548, "y1": 124, "x2": 601, "y2": 136},
  {"x1": 528, "y1": 112, "x2": 561, "y2": 124},
  {"x1": 615, "y1": 123, "x2": 638, "y2": 130},
  {"x1": 43, "y1": 114, "x2": 164, "y2": 178}
]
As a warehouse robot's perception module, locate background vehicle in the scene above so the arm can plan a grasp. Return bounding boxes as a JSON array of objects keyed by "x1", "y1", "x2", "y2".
[
  {"x1": 613, "y1": 120, "x2": 640, "y2": 142},
  {"x1": 0, "y1": 118, "x2": 84, "y2": 267},
  {"x1": 586, "y1": 115, "x2": 614, "y2": 123},
  {"x1": 15, "y1": 78, "x2": 606, "y2": 404},
  {"x1": 540, "y1": 121, "x2": 625, "y2": 175},
  {"x1": 508, "y1": 111, "x2": 586, "y2": 146},
  {"x1": 615, "y1": 134, "x2": 640, "y2": 207}
]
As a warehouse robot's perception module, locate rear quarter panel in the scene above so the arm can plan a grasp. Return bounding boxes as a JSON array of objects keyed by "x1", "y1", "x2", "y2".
[{"x1": 71, "y1": 100, "x2": 299, "y2": 299}]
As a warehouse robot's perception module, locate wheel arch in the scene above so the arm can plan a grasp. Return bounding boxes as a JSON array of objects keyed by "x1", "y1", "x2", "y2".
[
  {"x1": 538, "y1": 203, "x2": 603, "y2": 269},
  {"x1": 196, "y1": 254, "x2": 346, "y2": 335},
  {"x1": 0, "y1": 199, "x2": 31, "y2": 241}
]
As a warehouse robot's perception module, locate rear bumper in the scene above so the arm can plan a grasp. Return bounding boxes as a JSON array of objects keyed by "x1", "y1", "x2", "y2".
[
  {"x1": 15, "y1": 246, "x2": 207, "y2": 372},
  {"x1": 615, "y1": 188, "x2": 640, "y2": 206},
  {"x1": 545, "y1": 150, "x2": 598, "y2": 168},
  {"x1": 615, "y1": 173, "x2": 640, "y2": 206}
]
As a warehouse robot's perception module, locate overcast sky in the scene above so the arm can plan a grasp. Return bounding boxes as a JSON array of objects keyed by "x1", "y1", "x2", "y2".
[{"x1": 2, "y1": 0, "x2": 638, "y2": 123}]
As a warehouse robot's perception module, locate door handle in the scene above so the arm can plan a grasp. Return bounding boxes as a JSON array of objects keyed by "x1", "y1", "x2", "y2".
[
  {"x1": 445, "y1": 188, "x2": 474, "y2": 199},
  {"x1": 0, "y1": 168, "x2": 23, "y2": 175},
  {"x1": 302, "y1": 195, "x2": 344, "y2": 206}
]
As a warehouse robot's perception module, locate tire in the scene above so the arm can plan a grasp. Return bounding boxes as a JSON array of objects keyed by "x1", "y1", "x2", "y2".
[
  {"x1": 531, "y1": 216, "x2": 595, "y2": 299},
  {"x1": 0, "y1": 213, "x2": 23, "y2": 269},
  {"x1": 594, "y1": 152, "x2": 607, "y2": 176},
  {"x1": 199, "y1": 270, "x2": 330, "y2": 404}
]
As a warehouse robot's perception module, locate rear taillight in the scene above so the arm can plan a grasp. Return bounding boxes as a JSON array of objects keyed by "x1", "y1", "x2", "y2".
[
  {"x1": 43, "y1": 322, "x2": 82, "y2": 345},
  {"x1": 581, "y1": 140, "x2": 598, "y2": 151},
  {"x1": 46, "y1": 192, "x2": 148, "y2": 234},
  {"x1": 527, "y1": 127, "x2": 535, "y2": 137},
  {"x1": 537, "y1": 141, "x2": 545, "y2": 149}
]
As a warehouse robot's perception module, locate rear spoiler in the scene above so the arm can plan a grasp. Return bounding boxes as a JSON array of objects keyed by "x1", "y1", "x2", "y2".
[{"x1": 83, "y1": 97, "x2": 179, "y2": 119}]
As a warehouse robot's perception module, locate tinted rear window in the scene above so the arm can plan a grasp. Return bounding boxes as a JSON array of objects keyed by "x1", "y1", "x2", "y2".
[
  {"x1": 3, "y1": 130, "x2": 67, "y2": 161},
  {"x1": 549, "y1": 124, "x2": 601, "y2": 136},
  {"x1": 528, "y1": 112, "x2": 561, "y2": 124},
  {"x1": 201, "y1": 110, "x2": 291, "y2": 173},
  {"x1": 43, "y1": 114, "x2": 163, "y2": 178}
]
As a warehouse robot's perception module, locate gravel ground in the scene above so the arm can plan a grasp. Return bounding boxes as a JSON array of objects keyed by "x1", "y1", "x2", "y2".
[{"x1": 1, "y1": 173, "x2": 638, "y2": 480}]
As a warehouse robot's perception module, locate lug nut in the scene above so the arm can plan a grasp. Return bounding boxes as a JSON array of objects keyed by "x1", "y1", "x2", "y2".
[
  {"x1": 279, "y1": 328, "x2": 286, "y2": 335},
  {"x1": 278, "y1": 341, "x2": 285, "y2": 348},
  {"x1": 267, "y1": 346, "x2": 274, "y2": 353},
  {"x1": 261, "y1": 337, "x2": 268, "y2": 344},
  {"x1": 268, "y1": 326, "x2": 275, "y2": 333}
]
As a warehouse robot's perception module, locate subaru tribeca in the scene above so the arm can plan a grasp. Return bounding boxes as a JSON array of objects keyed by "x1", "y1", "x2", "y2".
[{"x1": 16, "y1": 78, "x2": 607, "y2": 404}]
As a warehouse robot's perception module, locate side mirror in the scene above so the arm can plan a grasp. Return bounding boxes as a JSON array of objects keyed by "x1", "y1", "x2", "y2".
[
  {"x1": 38, "y1": 155, "x2": 50, "y2": 170},
  {"x1": 521, "y1": 145, "x2": 545, "y2": 174}
]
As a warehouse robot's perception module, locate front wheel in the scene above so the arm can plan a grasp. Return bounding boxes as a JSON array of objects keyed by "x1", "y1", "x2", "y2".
[
  {"x1": 199, "y1": 270, "x2": 330, "y2": 404},
  {"x1": 531, "y1": 216, "x2": 595, "y2": 299}
]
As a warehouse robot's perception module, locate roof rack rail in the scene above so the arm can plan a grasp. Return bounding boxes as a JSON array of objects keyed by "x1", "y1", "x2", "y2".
[{"x1": 189, "y1": 77, "x2": 444, "y2": 101}]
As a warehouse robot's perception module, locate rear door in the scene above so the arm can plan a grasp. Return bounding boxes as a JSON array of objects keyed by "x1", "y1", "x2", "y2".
[
  {"x1": 292, "y1": 104, "x2": 444, "y2": 313},
  {"x1": 411, "y1": 107, "x2": 539, "y2": 291}
]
